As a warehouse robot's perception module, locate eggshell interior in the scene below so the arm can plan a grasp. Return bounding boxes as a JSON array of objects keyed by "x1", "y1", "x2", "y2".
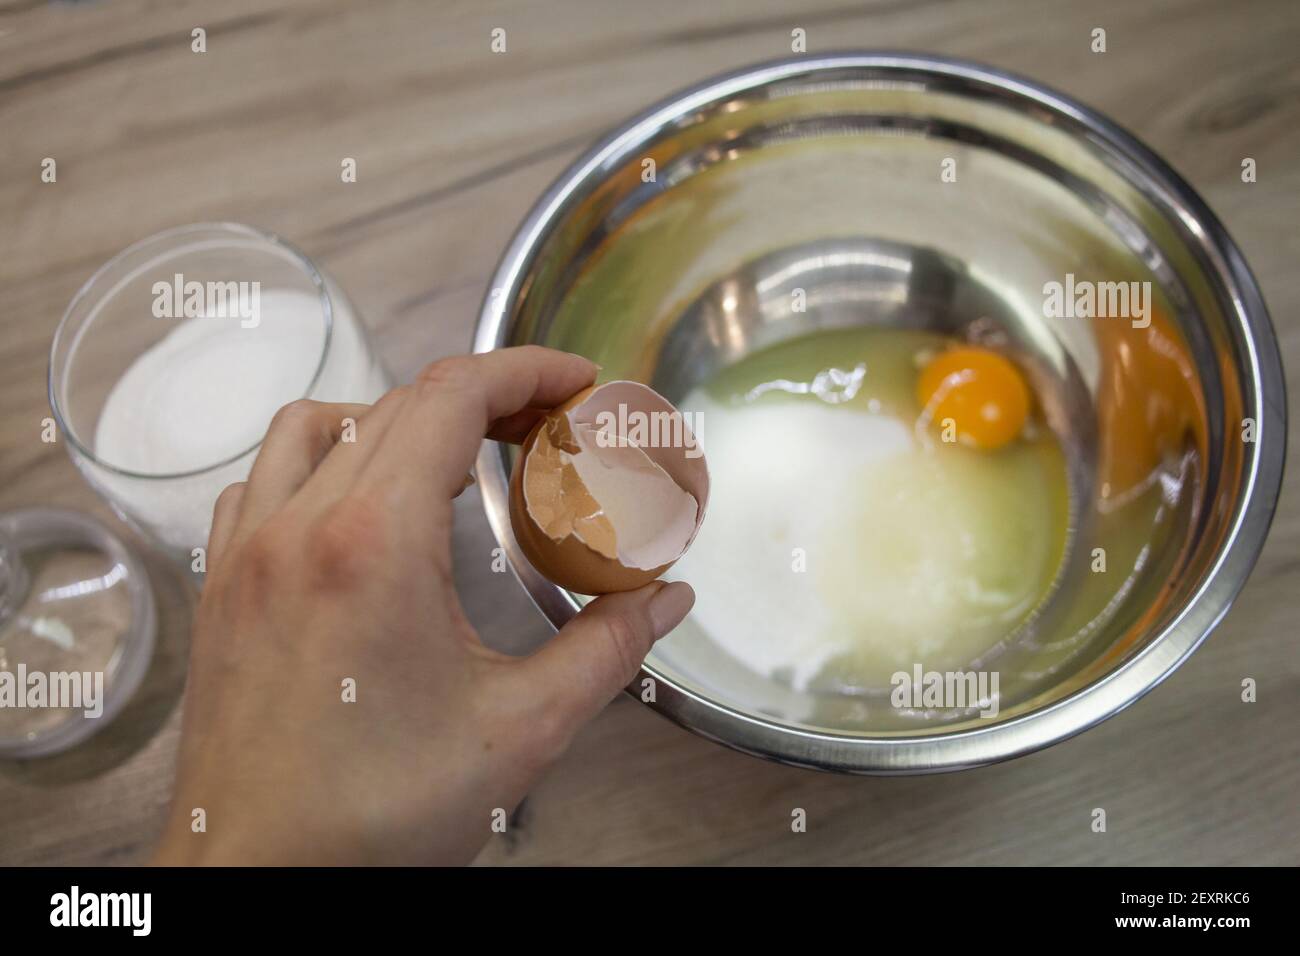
[{"x1": 508, "y1": 381, "x2": 709, "y2": 595}]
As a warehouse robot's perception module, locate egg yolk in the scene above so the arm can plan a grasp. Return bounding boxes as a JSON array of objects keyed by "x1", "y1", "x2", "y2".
[{"x1": 916, "y1": 347, "x2": 1031, "y2": 450}]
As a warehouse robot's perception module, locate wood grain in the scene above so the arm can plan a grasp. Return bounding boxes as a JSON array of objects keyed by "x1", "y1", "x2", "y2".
[{"x1": 0, "y1": 0, "x2": 1296, "y2": 866}]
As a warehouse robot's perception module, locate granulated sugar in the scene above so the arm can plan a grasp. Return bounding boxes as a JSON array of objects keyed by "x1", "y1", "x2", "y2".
[{"x1": 85, "y1": 289, "x2": 388, "y2": 558}]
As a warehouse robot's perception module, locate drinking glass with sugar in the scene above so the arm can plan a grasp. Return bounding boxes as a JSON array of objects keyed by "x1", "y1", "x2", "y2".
[{"x1": 50, "y1": 223, "x2": 391, "y2": 570}]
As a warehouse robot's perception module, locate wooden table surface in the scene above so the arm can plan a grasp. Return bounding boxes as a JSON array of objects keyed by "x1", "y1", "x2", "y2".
[{"x1": 1, "y1": 0, "x2": 1297, "y2": 866}]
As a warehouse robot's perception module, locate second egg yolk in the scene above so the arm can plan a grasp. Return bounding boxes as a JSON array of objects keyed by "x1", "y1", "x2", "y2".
[{"x1": 917, "y1": 347, "x2": 1031, "y2": 450}]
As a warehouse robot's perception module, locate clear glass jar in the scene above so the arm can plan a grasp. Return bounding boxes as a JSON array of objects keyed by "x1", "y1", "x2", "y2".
[{"x1": 48, "y1": 222, "x2": 392, "y2": 569}]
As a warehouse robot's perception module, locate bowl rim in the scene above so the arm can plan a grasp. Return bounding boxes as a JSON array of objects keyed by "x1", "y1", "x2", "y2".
[{"x1": 473, "y1": 51, "x2": 1287, "y2": 774}]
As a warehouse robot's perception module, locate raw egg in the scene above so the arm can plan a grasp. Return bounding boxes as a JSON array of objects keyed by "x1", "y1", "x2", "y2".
[
  {"x1": 916, "y1": 346, "x2": 1031, "y2": 449},
  {"x1": 508, "y1": 381, "x2": 709, "y2": 595}
]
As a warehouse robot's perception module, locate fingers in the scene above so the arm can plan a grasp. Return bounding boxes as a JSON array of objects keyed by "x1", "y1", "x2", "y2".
[
  {"x1": 206, "y1": 481, "x2": 246, "y2": 568},
  {"x1": 515, "y1": 580, "x2": 695, "y2": 733},
  {"x1": 232, "y1": 400, "x2": 372, "y2": 544},
  {"x1": 217, "y1": 348, "x2": 594, "y2": 557},
  {"x1": 295, "y1": 387, "x2": 411, "y2": 510},
  {"x1": 363, "y1": 347, "x2": 597, "y2": 501},
  {"x1": 485, "y1": 407, "x2": 548, "y2": 445}
]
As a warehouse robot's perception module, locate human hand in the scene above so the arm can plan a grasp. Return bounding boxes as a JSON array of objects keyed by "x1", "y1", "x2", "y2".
[{"x1": 152, "y1": 347, "x2": 695, "y2": 865}]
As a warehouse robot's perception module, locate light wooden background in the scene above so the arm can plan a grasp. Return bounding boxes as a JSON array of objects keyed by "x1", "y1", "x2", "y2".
[{"x1": 1, "y1": 0, "x2": 1296, "y2": 866}]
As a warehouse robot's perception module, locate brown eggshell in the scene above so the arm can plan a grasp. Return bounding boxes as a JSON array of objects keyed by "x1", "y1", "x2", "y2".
[
  {"x1": 507, "y1": 381, "x2": 709, "y2": 595},
  {"x1": 565, "y1": 381, "x2": 710, "y2": 542}
]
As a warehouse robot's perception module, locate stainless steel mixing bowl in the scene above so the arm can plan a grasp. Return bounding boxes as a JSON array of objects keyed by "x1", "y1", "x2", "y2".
[{"x1": 474, "y1": 53, "x2": 1285, "y2": 773}]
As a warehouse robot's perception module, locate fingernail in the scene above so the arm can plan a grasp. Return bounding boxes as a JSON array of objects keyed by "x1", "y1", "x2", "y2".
[{"x1": 647, "y1": 581, "x2": 695, "y2": 638}]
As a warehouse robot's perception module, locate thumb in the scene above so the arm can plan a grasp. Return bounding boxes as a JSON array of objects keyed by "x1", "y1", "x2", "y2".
[{"x1": 521, "y1": 580, "x2": 695, "y2": 731}]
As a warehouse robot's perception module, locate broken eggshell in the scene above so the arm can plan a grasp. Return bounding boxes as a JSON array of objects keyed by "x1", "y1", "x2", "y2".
[{"x1": 508, "y1": 381, "x2": 709, "y2": 595}]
